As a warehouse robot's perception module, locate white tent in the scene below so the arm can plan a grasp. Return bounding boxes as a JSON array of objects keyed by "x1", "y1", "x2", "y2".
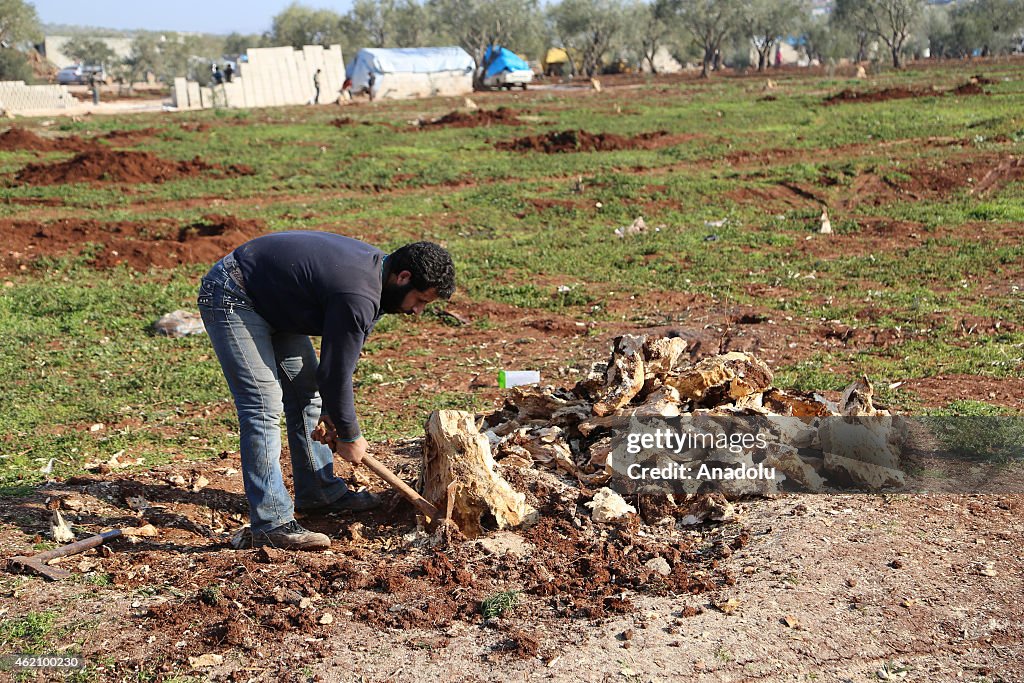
[{"x1": 346, "y1": 47, "x2": 475, "y2": 101}]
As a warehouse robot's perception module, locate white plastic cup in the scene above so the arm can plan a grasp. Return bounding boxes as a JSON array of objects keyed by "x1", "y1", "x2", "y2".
[{"x1": 498, "y1": 370, "x2": 540, "y2": 388}]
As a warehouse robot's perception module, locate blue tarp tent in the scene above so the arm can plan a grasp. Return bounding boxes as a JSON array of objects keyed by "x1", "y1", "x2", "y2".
[
  {"x1": 483, "y1": 46, "x2": 531, "y2": 79},
  {"x1": 346, "y1": 47, "x2": 475, "y2": 100}
]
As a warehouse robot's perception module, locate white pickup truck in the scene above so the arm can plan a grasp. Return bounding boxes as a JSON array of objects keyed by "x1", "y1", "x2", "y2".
[{"x1": 481, "y1": 47, "x2": 534, "y2": 90}]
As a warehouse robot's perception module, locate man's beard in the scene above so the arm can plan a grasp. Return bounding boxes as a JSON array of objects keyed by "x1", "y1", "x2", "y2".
[{"x1": 380, "y1": 281, "x2": 413, "y2": 314}]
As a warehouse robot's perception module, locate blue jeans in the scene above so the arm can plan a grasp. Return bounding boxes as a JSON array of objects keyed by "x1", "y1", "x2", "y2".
[{"x1": 198, "y1": 257, "x2": 348, "y2": 533}]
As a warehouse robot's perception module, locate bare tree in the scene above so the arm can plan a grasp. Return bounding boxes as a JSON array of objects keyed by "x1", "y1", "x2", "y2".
[
  {"x1": 675, "y1": 0, "x2": 743, "y2": 78},
  {"x1": 833, "y1": 0, "x2": 926, "y2": 68},
  {"x1": 741, "y1": 0, "x2": 807, "y2": 71}
]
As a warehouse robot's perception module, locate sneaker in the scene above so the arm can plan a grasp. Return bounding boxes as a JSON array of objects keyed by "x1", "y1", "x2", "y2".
[
  {"x1": 296, "y1": 490, "x2": 382, "y2": 515},
  {"x1": 252, "y1": 521, "x2": 330, "y2": 551}
]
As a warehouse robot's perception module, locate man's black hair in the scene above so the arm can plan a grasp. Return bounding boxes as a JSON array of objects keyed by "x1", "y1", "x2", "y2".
[{"x1": 388, "y1": 242, "x2": 456, "y2": 299}]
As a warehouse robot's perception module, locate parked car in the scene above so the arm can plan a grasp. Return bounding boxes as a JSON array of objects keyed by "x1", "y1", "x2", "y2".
[{"x1": 56, "y1": 65, "x2": 106, "y2": 85}]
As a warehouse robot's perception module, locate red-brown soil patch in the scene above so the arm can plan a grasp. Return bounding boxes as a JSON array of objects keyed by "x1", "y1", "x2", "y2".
[
  {"x1": 101, "y1": 127, "x2": 159, "y2": 145},
  {"x1": 901, "y1": 375, "x2": 1024, "y2": 410},
  {"x1": 823, "y1": 80, "x2": 988, "y2": 106},
  {"x1": 824, "y1": 86, "x2": 926, "y2": 105},
  {"x1": 0, "y1": 126, "x2": 99, "y2": 153},
  {"x1": 496, "y1": 129, "x2": 676, "y2": 153},
  {"x1": 727, "y1": 154, "x2": 1020, "y2": 212},
  {"x1": 14, "y1": 150, "x2": 254, "y2": 185},
  {"x1": 0, "y1": 439, "x2": 741, "y2": 673},
  {"x1": 421, "y1": 108, "x2": 525, "y2": 128},
  {"x1": 0, "y1": 214, "x2": 267, "y2": 272}
]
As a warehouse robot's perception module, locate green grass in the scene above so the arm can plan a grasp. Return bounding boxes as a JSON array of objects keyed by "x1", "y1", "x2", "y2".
[
  {"x1": 480, "y1": 590, "x2": 520, "y2": 618},
  {"x1": 0, "y1": 62, "x2": 1022, "y2": 497}
]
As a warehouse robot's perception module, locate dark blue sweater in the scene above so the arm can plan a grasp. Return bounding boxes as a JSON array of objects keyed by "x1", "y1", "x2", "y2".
[{"x1": 233, "y1": 231, "x2": 385, "y2": 440}]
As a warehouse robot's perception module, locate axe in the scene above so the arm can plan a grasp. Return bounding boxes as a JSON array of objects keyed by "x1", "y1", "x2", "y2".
[{"x1": 9, "y1": 529, "x2": 123, "y2": 581}]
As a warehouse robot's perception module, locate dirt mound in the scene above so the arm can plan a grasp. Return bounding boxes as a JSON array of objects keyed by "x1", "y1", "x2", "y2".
[
  {"x1": 970, "y1": 157, "x2": 1024, "y2": 196},
  {"x1": 951, "y1": 81, "x2": 986, "y2": 96},
  {"x1": 101, "y1": 127, "x2": 159, "y2": 145},
  {"x1": 0, "y1": 214, "x2": 267, "y2": 272},
  {"x1": 824, "y1": 81, "x2": 988, "y2": 106},
  {"x1": 422, "y1": 108, "x2": 525, "y2": 128},
  {"x1": 329, "y1": 116, "x2": 353, "y2": 127},
  {"x1": 823, "y1": 87, "x2": 925, "y2": 105},
  {"x1": 497, "y1": 129, "x2": 672, "y2": 153},
  {"x1": 0, "y1": 126, "x2": 98, "y2": 153},
  {"x1": 14, "y1": 150, "x2": 254, "y2": 185}
]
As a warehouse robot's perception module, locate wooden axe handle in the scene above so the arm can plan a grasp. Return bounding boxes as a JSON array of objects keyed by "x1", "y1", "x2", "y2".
[{"x1": 360, "y1": 453, "x2": 440, "y2": 520}]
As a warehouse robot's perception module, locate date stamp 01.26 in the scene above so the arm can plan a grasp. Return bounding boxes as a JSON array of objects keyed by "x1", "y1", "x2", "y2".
[{"x1": 0, "y1": 654, "x2": 86, "y2": 670}]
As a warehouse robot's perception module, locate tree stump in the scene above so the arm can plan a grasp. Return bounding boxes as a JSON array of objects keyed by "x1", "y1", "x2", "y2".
[{"x1": 421, "y1": 410, "x2": 536, "y2": 539}]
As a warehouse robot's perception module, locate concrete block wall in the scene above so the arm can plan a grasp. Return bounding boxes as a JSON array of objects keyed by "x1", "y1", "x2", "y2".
[
  {"x1": 174, "y1": 44, "x2": 345, "y2": 111},
  {"x1": 0, "y1": 81, "x2": 74, "y2": 112}
]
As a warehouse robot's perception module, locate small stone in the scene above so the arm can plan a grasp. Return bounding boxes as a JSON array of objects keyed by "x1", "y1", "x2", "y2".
[
  {"x1": 189, "y1": 653, "x2": 223, "y2": 668},
  {"x1": 644, "y1": 556, "x2": 672, "y2": 576},
  {"x1": 255, "y1": 546, "x2": 287, "y2": 564},
  {"x1": 319, "y1": 613, "x2": 334, "y2": 625}
]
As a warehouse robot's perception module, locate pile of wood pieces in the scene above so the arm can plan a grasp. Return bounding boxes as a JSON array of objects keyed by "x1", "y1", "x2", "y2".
[{"x1": 421, "y1": 334, "x2": 906, "y2": 537}]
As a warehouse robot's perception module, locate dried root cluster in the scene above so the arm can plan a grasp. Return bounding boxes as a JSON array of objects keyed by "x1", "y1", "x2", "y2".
[
  {"x1": 484, "y1": 334, "x2": 904, "y2": 490},
  {"x1": 421, "y1": 334, "x2": 907, "y2": 537}
]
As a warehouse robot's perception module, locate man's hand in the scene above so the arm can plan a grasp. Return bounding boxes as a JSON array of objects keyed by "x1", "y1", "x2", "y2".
[
  {"x1": 334, "y1": 436, "x2": 367, "y2": 465},
  {"x1": 311, "y1": 415, "x2": 338, "y2": 451},
  {"x1": 312, "y1": 416, "x2": 366, "y2": 464}
]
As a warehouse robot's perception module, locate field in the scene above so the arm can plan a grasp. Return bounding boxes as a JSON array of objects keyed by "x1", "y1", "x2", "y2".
[{"x1": 0, "y1": 61, "x2": 1022, "y2": 682}]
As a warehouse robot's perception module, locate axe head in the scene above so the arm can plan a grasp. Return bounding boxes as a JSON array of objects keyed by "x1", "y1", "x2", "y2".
[{"x1": 9, "y1": 555, "x2": 71, "y2": 581}]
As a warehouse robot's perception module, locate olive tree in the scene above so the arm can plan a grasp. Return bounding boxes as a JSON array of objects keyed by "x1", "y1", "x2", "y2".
[
  {"x1": 626, "y1": 0, "x2": 678, "y2": 73},
  {"x1": 741, "y1": 0, "x2": 807, "y2": 71},
  {"x1": 0, "y1": 0, "x2": 40, "y2": 47},
  {"x1": 547, "y1": 0, "x2": 626, "y2": 77},
  {"x1": 268, "y1": 2, "x2": 346, "y2": 48},
  {"x1": 430, "y1": 0, "x2": 543, "y2": 86},
  {"x1": 0, "y1": 0, "x2": 40, "y2": 80},
  {"x1": 62, "y1": 37, "x2": 118, "y2": 67},
  {"x1": 674, "y1": 0, "x2": 744, "y2": 77},
  {"x1": 344, "y1": 0, "x2": 435, "y2": 48},
  {"x1": 832, "y1": 0, "x2": 926, "y2": 68}
]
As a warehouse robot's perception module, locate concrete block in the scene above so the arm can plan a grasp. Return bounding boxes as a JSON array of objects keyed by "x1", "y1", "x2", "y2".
[
  {"x1": 186, "y1": 81, "x2": 201, "y2": 109},
  {"x1": 222, "y1": 80, "x2": 243, "y2": 108},
  {"x1": 173, "y1": 77, "x2": 188, "y2": 108}
]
